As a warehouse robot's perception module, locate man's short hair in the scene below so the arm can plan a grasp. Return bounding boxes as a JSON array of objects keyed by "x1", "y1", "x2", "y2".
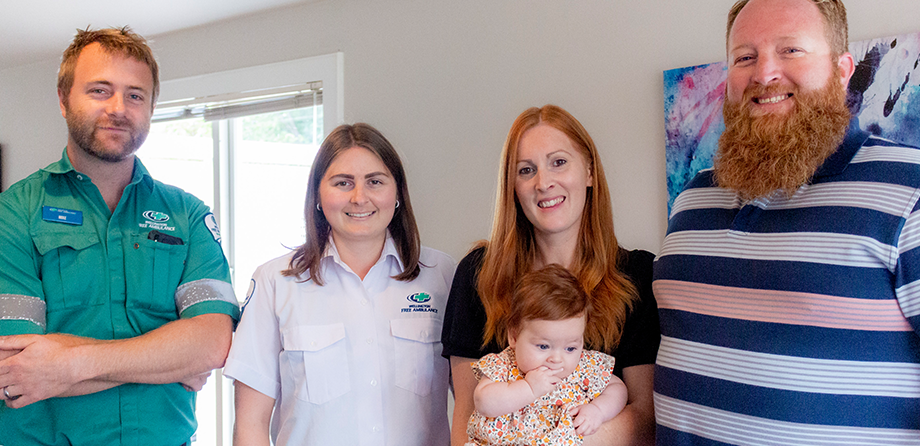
[
  {"x1": 727, "y1": 0, "x2": 849, "y2": 56},
  {"x1": 58, "y1": 26, "x2": 159, "y2": 108}
]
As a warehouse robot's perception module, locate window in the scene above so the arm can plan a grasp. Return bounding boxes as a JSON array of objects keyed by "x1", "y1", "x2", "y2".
[{"x1": 135, "y1": 53, "x2": 342, "y2": 445}]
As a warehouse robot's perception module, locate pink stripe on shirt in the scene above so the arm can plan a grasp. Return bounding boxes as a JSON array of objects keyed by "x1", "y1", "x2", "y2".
[{"x1": 655, "y1": 279, "x2": 913, "y2": 331}]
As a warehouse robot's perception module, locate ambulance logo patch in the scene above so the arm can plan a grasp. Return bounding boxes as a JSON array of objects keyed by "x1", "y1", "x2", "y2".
[
  {"x1": 407, "y1": 292, "x2": 431, "y2": 303},
  {"x1": 143, "y1": 211, "x2": 170, "y2": 222},
  {"x1": 241, "y1": 279, "x2": 256, "y2": 314},
  {"x1": 204, "y1": 213, "x2": 221, "y2": 243},
  {"x1": 401, "y1": 292, "x2": 436, "y2": 314},
  {"x1": 139, "y1": 210, "x2": 175, "y2": 231}
]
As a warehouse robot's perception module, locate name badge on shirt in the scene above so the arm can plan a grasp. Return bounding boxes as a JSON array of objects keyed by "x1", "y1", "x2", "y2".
[{"x1": 42, "y1": 206, "x2": 83, "y2": 225}]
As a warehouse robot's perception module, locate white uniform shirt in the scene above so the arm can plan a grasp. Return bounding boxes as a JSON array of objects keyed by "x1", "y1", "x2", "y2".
[{"x1": 224, "y1": 236, "x2": 455, "y2": 446}]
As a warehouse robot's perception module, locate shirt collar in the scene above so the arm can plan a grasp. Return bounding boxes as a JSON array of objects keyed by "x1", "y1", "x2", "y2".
[
  {"x1": 42, "y1": 148, "x2": 153, "y2": 186},
  {"x1": 813, "y1": 117, "x2": 870, "y2": 178},
  {"x1": 323, "y1": 231, "x2": 405, "y2": 272}
]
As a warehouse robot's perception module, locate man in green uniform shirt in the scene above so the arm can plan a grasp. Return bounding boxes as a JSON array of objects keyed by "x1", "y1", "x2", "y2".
[{"x1": 0, "y1": 27, "x2": 240, "y2": 445}]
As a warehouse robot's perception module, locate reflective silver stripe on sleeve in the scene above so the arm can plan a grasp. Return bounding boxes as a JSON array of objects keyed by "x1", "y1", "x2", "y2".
[
  {"x1": 0, "y1": 294, "x2": 47, "y2": 330},
  {"x1": 174, "y1": 278, "x2": 238, "y2": 314}
]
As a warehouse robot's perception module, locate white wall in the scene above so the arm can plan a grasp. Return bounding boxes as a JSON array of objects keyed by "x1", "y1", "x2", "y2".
[{"x1": 2, "y1": 0, "x2": 919, "y2": 259}]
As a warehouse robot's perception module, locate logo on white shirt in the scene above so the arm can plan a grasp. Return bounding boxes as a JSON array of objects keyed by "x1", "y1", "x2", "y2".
[
  {"x1": 402, "y1": 292, "x2": 437, "y2": 313},
  {"x1": 407, "y1": 292, "x2": 431, "y2": 303}
]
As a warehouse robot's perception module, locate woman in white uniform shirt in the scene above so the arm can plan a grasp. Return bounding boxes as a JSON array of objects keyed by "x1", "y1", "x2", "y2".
[{"x1": 224, "y1": 123, "x2": 456, "y2": 445}]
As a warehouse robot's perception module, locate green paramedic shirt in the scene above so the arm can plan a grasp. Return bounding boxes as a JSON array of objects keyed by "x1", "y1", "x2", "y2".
[{"x1": 0, "y1": 150, "x2": 240, "y2": 446}]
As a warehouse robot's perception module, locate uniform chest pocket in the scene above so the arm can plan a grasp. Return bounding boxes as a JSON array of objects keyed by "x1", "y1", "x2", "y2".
[
  {"x1": 391, "y1": 318, "x2": 442, "y2": 396},
  {"x1": 282, "y1": 323, "x2": 351, "y2": 404},
  {"x1": 125, "y1": 233, "x2": 189, "y2": 314},
  {"x1": 33, "y1": 230, "x2": 103, "y2": 309}
]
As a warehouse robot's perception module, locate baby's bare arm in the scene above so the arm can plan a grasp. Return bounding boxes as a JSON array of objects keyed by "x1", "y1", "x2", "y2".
[
  {"x1": 474, "y1": 365, "x2": 560, "y2": 417},
  {"x1": 571, "y1": 375, "x2": 628, "y2": 436}
]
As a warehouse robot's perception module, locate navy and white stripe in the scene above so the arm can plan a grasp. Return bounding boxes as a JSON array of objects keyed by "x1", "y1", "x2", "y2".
[
  {"x1": 656, "y1": 394, "x2": 920, "y2": 446},
  {"x1": 654, "y1": 127, "x2": 920, "y2": 445}
]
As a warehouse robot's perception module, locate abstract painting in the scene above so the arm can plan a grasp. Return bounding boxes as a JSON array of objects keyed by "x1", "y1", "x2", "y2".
[{"x1": 663, "y1": 31, "x2": 920, "y2": 213}]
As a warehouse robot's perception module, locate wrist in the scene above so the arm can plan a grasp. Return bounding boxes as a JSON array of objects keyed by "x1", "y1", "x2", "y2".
[
  {"x1": 519, "y1": 377, "x2": 539, "y2": 400},
  {"x1": 68, "y1": 343, "x2": 98, "y2": 382}
]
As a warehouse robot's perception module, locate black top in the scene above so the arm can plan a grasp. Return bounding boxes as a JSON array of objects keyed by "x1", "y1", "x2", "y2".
[{"x1": 441, "y1": 246, "x2": 660, "y2": 378}]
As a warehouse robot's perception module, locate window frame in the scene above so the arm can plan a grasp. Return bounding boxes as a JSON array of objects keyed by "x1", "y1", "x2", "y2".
[
  {"x1": 154, "y1": 52, "x2": 343, "y2": 446},
  {"x1": 158, "y1": 52, "x2": 343, "y2": 136}
]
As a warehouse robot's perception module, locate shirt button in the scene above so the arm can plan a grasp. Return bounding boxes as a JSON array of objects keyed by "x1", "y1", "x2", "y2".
[
  {"x1": 370, "y1": 379, "x2": 377, "y2": 386},
  {"x1": 372, "y1": 426, "x2": 381, "y2": 433},
  {"x1": 366, "y1": 338, "x2": 373, "y2": 345}
]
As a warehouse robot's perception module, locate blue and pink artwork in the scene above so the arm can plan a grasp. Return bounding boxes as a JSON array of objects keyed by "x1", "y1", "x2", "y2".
[{"x1": 663, "y1": 31, "x2": 920, "y2": 213}]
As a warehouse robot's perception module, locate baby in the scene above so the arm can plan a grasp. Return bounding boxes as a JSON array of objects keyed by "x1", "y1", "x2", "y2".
[{"x1": 466, "y1": 264, "x2": 628, "y2": 445}]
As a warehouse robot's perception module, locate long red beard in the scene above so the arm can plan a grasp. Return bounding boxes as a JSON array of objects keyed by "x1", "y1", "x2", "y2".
[{"x1": 714, "y1": 74, "x2": 851, "y2": 200}]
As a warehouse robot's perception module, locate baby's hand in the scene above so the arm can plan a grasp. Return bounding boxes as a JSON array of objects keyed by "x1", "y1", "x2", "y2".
[
  {"x1": 570, "y1": 402, "x2": 604, "y2": 436},
  {"x1": 523, "y1": 366, "x2": 561, "y2": 398}
]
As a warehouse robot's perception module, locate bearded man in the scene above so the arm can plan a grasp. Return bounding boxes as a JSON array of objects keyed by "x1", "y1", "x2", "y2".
[
  {"x1": 653, "y1": 0, "x2": 920, "y2": 444},
  {"x1": 0, "y1": 28, "x2": 239, "y2": 445}
]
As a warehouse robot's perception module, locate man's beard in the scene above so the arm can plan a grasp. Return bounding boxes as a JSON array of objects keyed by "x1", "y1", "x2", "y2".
[
  {"x1": 66, "y1": 107, "x2": 149, "y2": 163},
  {"x1": 714, "y1": 72, "x2": 851, "y2": 201}
]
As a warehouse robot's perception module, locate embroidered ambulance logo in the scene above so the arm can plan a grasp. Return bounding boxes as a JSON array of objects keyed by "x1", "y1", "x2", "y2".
[
  {"x1": 143, "y1": 210, "x2": 170, "y2": 222},
  {"x1": 241, "y1": 279, "x2": 256, "y2": 314},
  {"x1": 407, "y1": 292, "x2": 431, "y2": 304},
  {"x1": 402, "y1": 292, "x2": 437, "y2": 314},
  {"x1": 139, "y1": 210, "x2": 175, "y2": 231},
  {"x1": 204, "y1": 213, "x2": 221, "y2": 243}
]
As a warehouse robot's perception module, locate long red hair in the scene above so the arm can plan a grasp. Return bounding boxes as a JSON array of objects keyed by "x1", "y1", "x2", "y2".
[{"x1": 478, "y1": 105, "x2": 637, "y2": 352}]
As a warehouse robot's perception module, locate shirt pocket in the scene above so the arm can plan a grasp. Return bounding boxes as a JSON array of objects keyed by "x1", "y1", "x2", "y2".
[
  {"x1": 282, "y1": 323, "x2": 351, "y2": 404},
  {"x1": 124, "y1": 232, "x2": 189, "y2": 314},
  {"x1": 391, "y1": 318, "x2": 442, "y2": 396},
  {"x1": 32, "y1": 230, "x2": 103, "y2": 309}
]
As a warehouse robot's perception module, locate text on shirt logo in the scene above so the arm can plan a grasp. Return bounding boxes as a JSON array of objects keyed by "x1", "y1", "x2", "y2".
[
  {"x1": 402, "y1": 292, "x2": 437, "y2": 313},
  {"x1": 139, "y1": 210, "x2": 176, "y2": 232}
]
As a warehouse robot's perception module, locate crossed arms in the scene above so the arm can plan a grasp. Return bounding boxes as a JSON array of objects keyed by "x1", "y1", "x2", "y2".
[{"x1": 0, "y1": 313, "x2": 233, "y2": 408}]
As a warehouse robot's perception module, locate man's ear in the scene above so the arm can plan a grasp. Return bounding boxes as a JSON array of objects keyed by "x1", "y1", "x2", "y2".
[
  {"x1": 837, "y1": 52, "x2": 856, "y2": 88},
  {"x1": 58, "y1": 88, "x2": 68, "y2": 118}
]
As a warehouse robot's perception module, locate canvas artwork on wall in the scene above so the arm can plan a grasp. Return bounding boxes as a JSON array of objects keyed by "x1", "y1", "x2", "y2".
[{"x1": 663, "y1": 31, "x2": 920, "y2": 214}]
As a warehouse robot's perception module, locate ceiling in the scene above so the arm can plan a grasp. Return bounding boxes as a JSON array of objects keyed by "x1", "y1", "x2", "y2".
[{"x1": 0, "y1": 0, "x2": 317, "y2": 71}]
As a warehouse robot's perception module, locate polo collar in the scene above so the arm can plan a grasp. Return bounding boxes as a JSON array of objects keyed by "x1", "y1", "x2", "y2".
[
  {"x1": 42, "y1": 148, "x2": 153, "y2": 186},
  {"x1": 813, "y1": 118, "x2": 870, "y2": 179}
]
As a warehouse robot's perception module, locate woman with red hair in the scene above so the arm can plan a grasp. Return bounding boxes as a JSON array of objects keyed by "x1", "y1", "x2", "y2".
[{"x1": 442, "y1": 105, "x2": 659, "y2": 445}]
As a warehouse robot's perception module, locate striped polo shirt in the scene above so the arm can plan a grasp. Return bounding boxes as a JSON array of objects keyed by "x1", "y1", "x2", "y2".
[{"x1": 653, "y1": 122, "x2": 920, "y2": 445}]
